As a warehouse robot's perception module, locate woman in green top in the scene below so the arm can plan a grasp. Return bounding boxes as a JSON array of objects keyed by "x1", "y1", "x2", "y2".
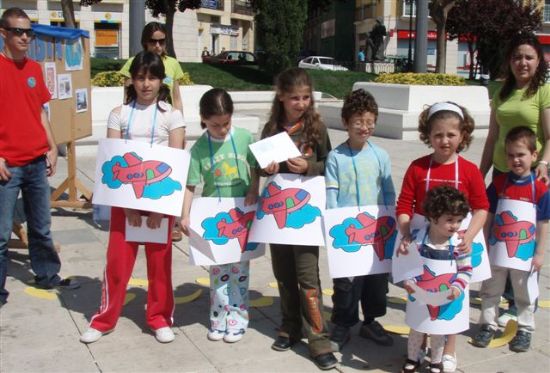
[
  {"x1": 480, "y1": 33, "x2": 550, "y2": 184},
  {"x1": 119, "y1": 22, "x2": 184, "y2": 115}
]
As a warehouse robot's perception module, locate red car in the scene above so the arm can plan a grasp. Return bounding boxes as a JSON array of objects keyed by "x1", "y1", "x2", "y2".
[{"x1": 202, "y1": 50, "x2": 258, "y2": 65}]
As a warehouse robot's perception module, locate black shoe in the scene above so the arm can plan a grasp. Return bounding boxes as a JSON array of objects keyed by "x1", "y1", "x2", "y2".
[
  {"x1": 271, "y1": 335, "x2": 299, "y2": 351},
  {"x1": 312, "y1": 352, "x2": 338, "y2": 370},
  {"x1": 509, "y1": 330, "x2": 531, "y2": 352},
  {"x1": 359, "y1": 320, "x2": 393, "y2": 346},
  {"x1": 471, "y1": 324, "x2": 496, "y2": 348},
  {"x1": 329, "y1": 325, "x2": 350, "y2": 352},
  {"x1": 35, "y1": 278, "x2": 80, "y2": 290}
]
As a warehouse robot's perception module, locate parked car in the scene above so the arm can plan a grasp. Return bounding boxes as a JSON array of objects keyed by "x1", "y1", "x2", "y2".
[
  {"x1": 298, "y1": 56, "x2": 348, "y2": 71},
  {"x1": 202, "y1": 51, "x2": 258, "y2": 65}
]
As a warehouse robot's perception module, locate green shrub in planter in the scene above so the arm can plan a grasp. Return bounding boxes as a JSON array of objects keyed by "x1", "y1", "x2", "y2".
[
  {"x1": 374, "y1": 73, "x2": 465, "y2": 86},
  {"x1": 92, "y1": 70, "x2": 194, "y2": 87},
  {"x1": 92, "y1": 71, "x2": 126, "y2": 86}
]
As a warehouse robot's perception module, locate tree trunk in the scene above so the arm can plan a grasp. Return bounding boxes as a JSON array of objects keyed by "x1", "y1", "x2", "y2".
[
  {"x1": 61, "y1": 0, "x2": 76, "y2": 28},
  {"x1": 165, "y1": 8, "x2": 177, "y2": 58},
  {"x1": 467, "y1": 40, "x2": 475, "y2": 80},
  {"x1": 435, "y1": 23, "x2": 446, "y2": 73}
]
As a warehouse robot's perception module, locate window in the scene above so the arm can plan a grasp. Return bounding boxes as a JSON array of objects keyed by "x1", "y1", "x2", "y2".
[
  {"x1": 403, "y1": 0, "x2": 416, "y2": 17},
  {"x1": 545, "y1": 0, "x2": 550, "y2": 23}
]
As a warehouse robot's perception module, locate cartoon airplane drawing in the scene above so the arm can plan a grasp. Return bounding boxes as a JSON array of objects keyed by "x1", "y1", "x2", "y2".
[
  {"x1": 345, "y1": 213, "x2": 396, "y2": 260},
  {"x1": 260, "y1": 182, "x2": 311, "y2": 229},
  {"x1": 491, "y1": 211, "x2": 536, "y2": 258},
  {"x1": 415, "y1": 265, "x2": 456, "y2": 320},
  {"x1": 216, "y1": 208, "x2": 255, "y2": 252},
  {"x1": 112, "y1": 152, "x2": 172, "y2": 198}
]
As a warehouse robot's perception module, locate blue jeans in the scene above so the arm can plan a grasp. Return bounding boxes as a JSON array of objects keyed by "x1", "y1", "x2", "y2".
[{"x1": 0, "y1": 156, "x2": 61, "y2": 302}]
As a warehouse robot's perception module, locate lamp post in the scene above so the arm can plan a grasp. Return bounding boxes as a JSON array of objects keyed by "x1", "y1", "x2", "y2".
[
  {"x1": 406, "y1": 0, "x2": 414, "y2": 72},
  {"x1": 414, "y1": 0, "x2": 428, "y2": 72},
  {"x1": 130, "y1": 0, "x2": 146, "y2": 56}
]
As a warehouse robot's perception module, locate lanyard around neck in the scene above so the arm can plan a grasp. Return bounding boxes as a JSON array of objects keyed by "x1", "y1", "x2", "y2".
[
  {"x1": 207, "y1": 130, "x2": 241, "y2": 199},
  {"x1": 426, "y1": 154, "x2": 459, "y2": 192},
  {"x1": 126, "y1": 100, "x2": 158, "y2": 146}
]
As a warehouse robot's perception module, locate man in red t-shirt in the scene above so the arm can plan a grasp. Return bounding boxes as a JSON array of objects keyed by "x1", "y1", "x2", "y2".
[{"x1": 0, "y1": 7, "x2": 79, "y2": 305}]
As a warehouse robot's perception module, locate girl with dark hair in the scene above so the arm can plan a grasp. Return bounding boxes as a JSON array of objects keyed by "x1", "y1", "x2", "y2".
[
  {"x1": 80, "y1": 51, "x2": 185, "y2": 345},
  {"x1": 119, "y1": 21, "x2": 187, "y2": 241},
  {"x1": 480, "y1": 33, "x2": 550, "y2": 184},
  {"x1": 181, "y1": 88, "x2": 258, "y2": 343}
]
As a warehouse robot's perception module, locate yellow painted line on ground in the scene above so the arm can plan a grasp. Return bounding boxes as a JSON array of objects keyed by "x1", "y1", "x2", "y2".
[
  {"x1": 387, "y1": 296, "x2": 407, "y2": 304},
  {"x1": 24, "y1": 287, "x2": 57, "y2": 300},
  {"x1": 124, "y1": 292, "x2": 136, "y2": 305},
  {"x1": 128, "y1": 278, "x2": 148, "y2": 287},
  {"x1": 471, "y1": 297, "x2": 508, "y2": 307},
  {"x1": 175, "y1": 289, "x2": 203, "y2": 304},
  {"x1": 384, "y1": 324, "x2": 410, "y2": 335},
  {"x1": 322, "y1": 288, "x2": 334, "y2": 296},
  {"x1": 538, "y1": 300, "x2": 550, "y2": 308},
  {"x1": 195, "y1": 277, "x2": 210, "y2": 286},
  {"x1": 468, "y1": 320, "x2": 517, "y2": 348},
  {"x1": 268, "y1": 281, "x2": 278, "y2": 289},
  {"x1": 250, "y1": 296, "x2": 274, "y2": 308}
]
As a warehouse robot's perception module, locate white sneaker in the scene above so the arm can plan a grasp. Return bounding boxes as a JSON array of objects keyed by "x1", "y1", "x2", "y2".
[
  {"x1": 442, "y1": 353, "x2": 457, "y2": 373},
  {"x1": 207, "y1": 329, "x2": 225, "y2": 341},
  {"x1": 224, "y1": 330, "x2": 244, "y2": 343},
  {"x1": 80, "y1": 328, "x2": 104, "y2": 344},
  {"x1": 154, "y1": 327, "x2": 175, "y2": 343}
]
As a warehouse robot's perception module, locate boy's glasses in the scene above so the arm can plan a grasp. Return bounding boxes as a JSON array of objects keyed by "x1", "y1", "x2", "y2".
[
  {"x1": 3, "y1": 27, "x2": 35, "y2": 38},
  {"x1": 350, "y1": 121, "x2": 375, "y2": 129},
  {"x1": 148, "y1": 38, "x2": 166, "y2": 46}
]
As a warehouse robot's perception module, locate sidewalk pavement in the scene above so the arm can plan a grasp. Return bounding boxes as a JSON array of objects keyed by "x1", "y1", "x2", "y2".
[{"x1": 1, "y1": 111, "x2": 549, "y2": 373}]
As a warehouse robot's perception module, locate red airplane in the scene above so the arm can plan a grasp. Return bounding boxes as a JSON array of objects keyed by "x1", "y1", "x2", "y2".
[
  {"x1": 491, "y1": 211, "x2": 536, "y2": 258},
  {"x1": 216, "y1": 207, "x2": 255, "y2": 252},
  {"x1": 112, "y1": 152, "x2": 172, "y2": 198},
  {"x1": 345, "y1": 212, "x2": 396, "y2": 260},
  {"x1": 415, "y1": 265, "x2": 456, "y2": 320},
  {"x1": 259, "y1": 182, "x2": 311, "y2": 229}
]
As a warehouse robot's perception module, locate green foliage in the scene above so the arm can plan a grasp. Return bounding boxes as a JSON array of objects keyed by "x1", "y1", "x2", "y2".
[
  {"x1": 90, "y1": 58, "x2": 126, "y2": 78},
  {"x1": 253, "y1": 0, "x2": 307, "y2": 74},
  {"x1": 91, "y1": 71, "x2": 126, "y2": 87},
  {"x1": 374, "y1": 73, "x2": 465, "y2": 86}
]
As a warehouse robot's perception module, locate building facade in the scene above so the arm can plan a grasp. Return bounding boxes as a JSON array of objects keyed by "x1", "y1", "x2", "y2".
[{"x1": 0, "y1": 0, "x2": 255, "y2": 62}]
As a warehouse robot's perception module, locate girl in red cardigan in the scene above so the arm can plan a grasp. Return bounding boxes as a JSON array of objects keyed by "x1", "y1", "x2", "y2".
[{"x1": 396, "y1": 102, "x2": 489, "y2": 373}]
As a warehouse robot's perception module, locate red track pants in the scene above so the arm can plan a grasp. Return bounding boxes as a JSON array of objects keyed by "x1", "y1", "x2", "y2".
[{"x1": 90, "y1": 207, "x2": 174, "y2": 332}]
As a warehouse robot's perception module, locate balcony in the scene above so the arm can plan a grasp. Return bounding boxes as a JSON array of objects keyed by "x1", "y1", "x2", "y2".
[
  {"x1": 232, "y1": 0, "x2": 254, "y2": 16},
  {"x1": 201, "y1": 0, "x2": 223, "y2": 11}
]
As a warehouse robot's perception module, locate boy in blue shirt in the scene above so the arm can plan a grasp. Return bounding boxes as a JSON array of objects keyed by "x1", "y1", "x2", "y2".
[{"x1": 325, "y1": 89, "x2": 396, "y2": 351}]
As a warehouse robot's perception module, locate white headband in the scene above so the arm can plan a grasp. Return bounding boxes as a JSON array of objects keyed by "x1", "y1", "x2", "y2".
[{"x1": 427, "y1": 102, "x2": 464, "y2": 120}]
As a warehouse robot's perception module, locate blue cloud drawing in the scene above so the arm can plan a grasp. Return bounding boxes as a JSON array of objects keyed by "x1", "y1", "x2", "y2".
[
  {"x1": 438, "y1": 291, "x2": 464, "y2": 321},
  {"x1": 202, "y1": 212, "x2": 231, "y2": 245},
  {"x1": 101, "y1": 156, "x2": 126, "y2": 188},
  {"x1": 286, "y1": 204, "x2": 321, "y2": 229},
  {"x1": 141, "y1": 177, "x2": 182, "y2": 199},
  {"x1": 329, "y1": 217, "x2": 363, "y2": 252},
  {"x1": 470, "y1": 242, "x2": 483, "y2": 268}
]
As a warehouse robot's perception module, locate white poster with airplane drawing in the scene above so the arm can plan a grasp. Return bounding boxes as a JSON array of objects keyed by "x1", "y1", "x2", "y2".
[
  {"x1": 248, "y1": 173, "x2": 326, "y2": 246},
  {"x1": 188, "y1": 197, "x2": 266, "y2": 266},
  {"x1": 92, "y1": 138, "x2": 190, "y2": 216}
]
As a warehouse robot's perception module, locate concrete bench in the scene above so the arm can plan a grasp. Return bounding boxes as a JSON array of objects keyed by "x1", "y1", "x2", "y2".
[{"x1": 318, "y1": 82, "x2": 490, "y2": 140}]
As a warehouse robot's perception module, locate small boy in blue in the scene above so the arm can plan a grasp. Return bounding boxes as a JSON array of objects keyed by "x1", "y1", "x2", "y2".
[{"x1": 325, "y1": 89, "x2": 396, "y2": 351}]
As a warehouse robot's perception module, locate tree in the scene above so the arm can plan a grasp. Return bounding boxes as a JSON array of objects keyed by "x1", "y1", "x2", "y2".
[
  {"x1": 428, "y1": 0, "x2": 456, "y2": 73},
  {"x1": 252, "y1": 0, "x2": 308, "y2": 74},
  {"x1": 61, "y1": 0, "x2": 102, "y2": 28},
  {"x1": 145, "y1": 0, "x2": 202, "y2": 58},
  {"x1": 447, "y1": 0, "x2": 541, "y2": 80}
]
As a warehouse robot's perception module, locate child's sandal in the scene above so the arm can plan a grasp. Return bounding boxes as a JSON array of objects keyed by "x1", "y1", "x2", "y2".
[
  {"x1": 429, "y1": 362, "x2": 443, "y2": 373},
  {"x1": 401, "y1": 358, "x2": 420, "y2": 373}
]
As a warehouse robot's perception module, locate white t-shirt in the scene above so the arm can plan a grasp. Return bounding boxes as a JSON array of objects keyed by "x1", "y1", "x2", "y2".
[{"x1": 107, "y1": 100, "x2": 185, "y2": 146}]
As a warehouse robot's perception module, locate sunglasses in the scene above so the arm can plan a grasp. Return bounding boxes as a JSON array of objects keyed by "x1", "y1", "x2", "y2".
[
  {"x1": 4, "y1": 27, "x2": 35, "y2": 38},
  {"x1": 148, "y1": 38, "x2": 166, "y2": 45}
]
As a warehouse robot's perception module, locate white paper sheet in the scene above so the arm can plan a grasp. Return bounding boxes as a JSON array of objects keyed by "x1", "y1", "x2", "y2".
[
  {"x1": 391, "y1": 239, "x2": 424, "y2": 284},
  {"x1": 125, "y1": 217, "x2": 169, "y2": 244},
  {"x1": 248, "y1": 132, "x2": 301, "y2": 169},
  {"x1": 527, "y1": 270, "x2": 539, "y2": 304}
]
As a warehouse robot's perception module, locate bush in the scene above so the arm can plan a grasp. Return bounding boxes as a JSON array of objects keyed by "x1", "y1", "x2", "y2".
[
  {"x1": 374, "y1": 73, "x2": 465, "y2": 86},
  {"x1": 91, "y1": 71, "x2": 194, "y2": 87},
  {"x1": 91, "y1": 71, "x2": 126, "y2": 86}
]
